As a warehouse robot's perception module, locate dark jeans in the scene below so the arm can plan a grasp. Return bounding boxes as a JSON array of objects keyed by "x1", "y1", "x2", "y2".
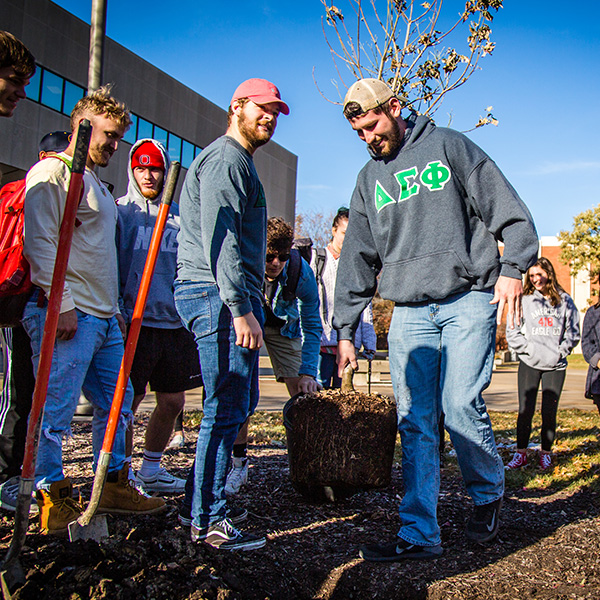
[
  {"x1": 0, "y1": 326, "x2": 35, "y2": 482},
  {"x1": 517, "y1": 361, "x2": 566, "y2": 451}
]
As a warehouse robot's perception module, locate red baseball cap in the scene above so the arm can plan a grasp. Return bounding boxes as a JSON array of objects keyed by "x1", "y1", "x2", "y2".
[
  {"x1": 230, "y1": 78, "x2": 290, "y2": 115},
  {"x1": 131, "y1": 141, "x2": 165, "y2": 170}
]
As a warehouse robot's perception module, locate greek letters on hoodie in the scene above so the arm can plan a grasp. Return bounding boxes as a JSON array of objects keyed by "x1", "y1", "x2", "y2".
[
  {"x1": 506, "y1": 291, "x2": 580, "y2": 371},
  {"x1": 116, "y1": 139, "x2": 181, "y2": 328},
  {"x1": 333, "y1": 114, "x2": 539, "y2": 341}
]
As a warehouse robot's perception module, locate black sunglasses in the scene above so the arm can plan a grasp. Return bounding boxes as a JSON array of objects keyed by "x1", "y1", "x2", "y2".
[{"x1": 266, "y1": 252, "x2": 291, "y2": 263}]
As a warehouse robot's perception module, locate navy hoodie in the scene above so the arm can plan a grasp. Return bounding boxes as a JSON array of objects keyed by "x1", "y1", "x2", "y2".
[{"x1": 334, "y1": 114, "x2": 539, "y2": 340}]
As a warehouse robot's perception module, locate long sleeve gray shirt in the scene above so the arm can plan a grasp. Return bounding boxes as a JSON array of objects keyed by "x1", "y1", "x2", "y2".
[{"x1": 176, "y1": 135, "x2": 267, "y2": 317}]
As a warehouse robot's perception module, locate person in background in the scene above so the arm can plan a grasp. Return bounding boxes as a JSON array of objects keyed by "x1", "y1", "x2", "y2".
[
  {"x1": 223, "y1": 216, "x2": 322, "y2": 496},
  {"x1": 311, "y1": 207, "x2": 377, "y2": 389},
  {"x1": 582, "y1": 298, "x2": 600, "y2": 417},
  {"x1": 116, "y1": 138, "x2": 202, "y2": 494},
  {"x1": 506, "y1": 257, "x2": 580, "y2": 470}
]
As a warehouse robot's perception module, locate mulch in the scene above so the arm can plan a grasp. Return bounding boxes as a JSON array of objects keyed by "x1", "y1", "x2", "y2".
[{"x1": 1, "y1": 414, "x2": 599, "y2": 599}]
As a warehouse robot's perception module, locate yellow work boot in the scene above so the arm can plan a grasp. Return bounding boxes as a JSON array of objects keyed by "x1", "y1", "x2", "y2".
[
  {"x1": 36, "y1": 478, "x2": 83, "y2": 536},
  {"x1": 98, "y1": 464, "x2": 166, "y2": 515}
]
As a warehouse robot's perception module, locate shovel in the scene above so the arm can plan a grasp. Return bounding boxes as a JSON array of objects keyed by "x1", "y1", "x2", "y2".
[
  {"x1": 0, "y1": 120, "x2": 92, "y2": 599},
  {"x1": 68, "y1": 161, "x2": 180, "y2": 542}
]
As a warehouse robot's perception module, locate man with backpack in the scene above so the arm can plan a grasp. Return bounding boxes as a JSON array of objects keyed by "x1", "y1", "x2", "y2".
[
  {"x1": 0, "y1": 30, "x2": 36, "y2": 511},
  {"x1": 0, "y1": 131, "x2": 71, "y2": 512},
  {"x1": 223, "y1": 217, "x2": 322, "y2": 496}
]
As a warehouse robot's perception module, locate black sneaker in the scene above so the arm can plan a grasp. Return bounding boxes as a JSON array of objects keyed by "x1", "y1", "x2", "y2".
[
  {"x1": 466, "y1": 497, "x2": 502, "y2": 543},
  {"x1": 191, "y1": 517, "x2": 266, "y2": 550},
  {"x1": 359, "y1": 537, "x2": 443, "y2": 562},
  {"x1": 178, "y1": 503, "x2": 248, "y2": 527}
]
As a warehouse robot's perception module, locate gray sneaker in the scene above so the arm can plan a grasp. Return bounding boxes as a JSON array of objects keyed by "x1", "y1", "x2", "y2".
[
  {"x1": 178, "y1": 503, "x2": 248, "y2": 527},
  {"x1": 0, "y1": 476, "x2": 39, "y2": 513},
  {"x1": 191, "y1": 517, "x2": 265, "y2": 550}
]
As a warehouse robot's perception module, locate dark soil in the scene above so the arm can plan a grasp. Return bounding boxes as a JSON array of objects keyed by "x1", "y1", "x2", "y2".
[{"x1": 1, "y1": 414, "x2": 600, "y2": 600}]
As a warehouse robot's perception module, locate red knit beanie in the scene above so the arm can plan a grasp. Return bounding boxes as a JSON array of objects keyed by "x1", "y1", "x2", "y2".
[{"x1": 131, "y1": 141, "x2": 165, "y2": 170}]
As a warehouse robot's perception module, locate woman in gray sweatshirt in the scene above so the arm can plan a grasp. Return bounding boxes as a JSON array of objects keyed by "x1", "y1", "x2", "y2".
[{"x1": 506, "y1": 257, "x2": 580, "y2": 470}]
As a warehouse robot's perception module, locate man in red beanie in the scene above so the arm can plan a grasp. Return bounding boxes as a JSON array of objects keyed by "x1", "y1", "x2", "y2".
[
  {"x1": 175, "y1": 78, "x2": 289, "y2": 550},
  {"x1": 116, "y1": 139, "x2": 201, "y2": 495}
]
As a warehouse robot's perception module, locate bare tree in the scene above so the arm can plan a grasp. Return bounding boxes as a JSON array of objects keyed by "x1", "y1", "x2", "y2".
[
  {"x1": 318, "y1": 0, "x2": 502, "y2": 128},
  {"x1": 295, "y1": 210, "x2": 337, "y2": 248}
]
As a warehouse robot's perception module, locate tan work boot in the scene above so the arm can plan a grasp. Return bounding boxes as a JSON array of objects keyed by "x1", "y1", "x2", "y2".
[
  {"x1": 36, "y1": 478, "x2": 83, "y2": 535},
  {"x1": 98, "y1": 464, "x2": 166, "y2": 515}
]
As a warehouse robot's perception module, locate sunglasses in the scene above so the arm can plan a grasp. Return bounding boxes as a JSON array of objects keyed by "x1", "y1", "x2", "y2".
[{"x1": 266, "y1": 252, "x2": 290, "y2": 263}]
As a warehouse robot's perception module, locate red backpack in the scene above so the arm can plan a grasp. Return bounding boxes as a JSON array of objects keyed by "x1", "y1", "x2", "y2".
[{"x1": 0, "y1": 178, "x2": 32, "y2": 326}]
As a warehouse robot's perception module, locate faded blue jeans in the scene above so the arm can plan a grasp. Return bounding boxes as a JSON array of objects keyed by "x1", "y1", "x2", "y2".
[
  {"x1": 22, "y1": 294, "x2": 132, "y2": 488},
  {"x1": 174, "y1": 281, "x2": 262, "y2": 529},
  {"x1": 388, "y1": 289, "x2": 504, "y2": 547}
]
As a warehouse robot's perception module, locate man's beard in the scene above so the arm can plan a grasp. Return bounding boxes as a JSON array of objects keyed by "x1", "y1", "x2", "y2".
[
  {"x1": 238, "y1": 110, "x2": 273, "y2": 150},
  {"x1": 368, "y1": 116, "x2": 402, "y2": 157},
  {"x1": 89, "y1": 143, "x2": 113, "y2": 167},
  {"x1": 140, "y1": 188, "x2": 160, "y2": 200}
]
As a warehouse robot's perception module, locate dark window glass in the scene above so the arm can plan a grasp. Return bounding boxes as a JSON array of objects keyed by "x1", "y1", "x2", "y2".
[
  {"x1": 27, "y1": 67, "x2": 41, "y2": 103},
  {"x1": 123, "y1": 113, "x2": 138, "y2": 145},
  {"x1": 153, "y1": 126, "x2": 168, "y2": 148},
  {"x1": 62, "y1": 80, "x2": 85, "y2": 115},
  {"x1": 40, "y1": 70, "x2": 63, "y2": 112},
  {"x1": 167, "y1": 133, "x2": 182, "y2": 163},
  {"x1": 181, "y1": 140, "x2": 195, "y2": 169},
  {"x1": 137, "y1": 117, "x2": 153, "y2": 140}
]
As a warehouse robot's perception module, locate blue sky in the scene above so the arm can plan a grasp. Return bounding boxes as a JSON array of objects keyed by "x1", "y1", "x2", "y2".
[{"x1": 52, "y1": 0, "x2": 600, "y2": 236}]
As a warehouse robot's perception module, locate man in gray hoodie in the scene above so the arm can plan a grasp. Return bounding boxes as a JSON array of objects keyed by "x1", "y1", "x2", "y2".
[
  {"x1": 116, "y1": 139, "x2": 201, "y2": 494},
  {"x1": 335, "y1": 79, "x2": 538, "y2": 561}
]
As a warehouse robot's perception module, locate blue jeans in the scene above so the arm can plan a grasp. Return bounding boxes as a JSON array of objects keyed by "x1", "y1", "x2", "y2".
[
  {"x1": 388, "y1": 289, "x2": 504, "y2": 546},
  {"x1": 174, "y1": 281, "x2": 262, "y2": 528},
  {"x1": 318, "y1": 352, "x2": 342, "y2": 389},
  {"x1": 22, "y1": 297, "x2": 133, "y2": 488}
]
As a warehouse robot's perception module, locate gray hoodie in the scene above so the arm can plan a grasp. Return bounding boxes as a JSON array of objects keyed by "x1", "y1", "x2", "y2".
[
  {"x1": 506, "y1": 290, "x2": 580, "y2": 371},
  {"x1": 116, "y1": 139, "x2": 181, "y2": 328},
  {"x1": 333, "y1": 114, "x2": 539, "y2": 340}
]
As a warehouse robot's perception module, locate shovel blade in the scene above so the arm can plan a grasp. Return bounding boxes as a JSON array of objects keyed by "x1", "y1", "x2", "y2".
[
  {"x1": 67, "y1": 515, "x2": 109, "y2": 542},
  {"x1": 0, "y1": 559, "x2": 26, "y2": 600}
]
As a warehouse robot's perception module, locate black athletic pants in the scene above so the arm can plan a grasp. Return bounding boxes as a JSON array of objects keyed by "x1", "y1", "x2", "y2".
[
  {"x1": 0, "y1": 326, "x2": 35, "y2": 482},
  {"x1": 516, "y1": 361, "x2": 566, "y2": 452}
]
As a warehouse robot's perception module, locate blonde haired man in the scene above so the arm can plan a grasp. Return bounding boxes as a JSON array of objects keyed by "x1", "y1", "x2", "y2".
[{"x1": 22, "y1": 86, "x2": 165, "y2": 535}]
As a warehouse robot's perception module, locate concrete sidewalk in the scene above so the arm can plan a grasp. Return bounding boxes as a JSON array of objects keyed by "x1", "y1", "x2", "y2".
[{"x1": 138, "y1": 360, "x2": 594, "y2": 414}]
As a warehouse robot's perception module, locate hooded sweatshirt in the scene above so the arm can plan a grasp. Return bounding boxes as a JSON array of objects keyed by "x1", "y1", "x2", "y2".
[
  {"x1": 116, "y1": 139, "x2": 181, "y2": 328},
  {"x1": 506, "y1": 290, "x2": 580, "y2": 371},
  {"x1": 333, "y1": 114, "x2": 539, "y2": 340}
]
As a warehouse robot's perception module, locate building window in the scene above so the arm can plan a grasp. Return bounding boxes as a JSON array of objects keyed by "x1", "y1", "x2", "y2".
[
  {"x1": 167, "y1": 133, "x2": 182, "y2": 163},
  {"x1": 137, "y1": 117, "x2": 153, "y2": 140},
  {"x1": 27, "y1": 68, "x2": 41, "y2": 103},
  {"x1": 63, "y1": 80, "x2": 85, "y2": 115},
  {"x1": 40, "y1": 70, "x2": 63, "y2": 112},
  {"x1": 153, "y1": 126, "x2": 168, "y2": 149},
  {"x1": 123, "y1": 114, "x2": 138, "y2": 145}
]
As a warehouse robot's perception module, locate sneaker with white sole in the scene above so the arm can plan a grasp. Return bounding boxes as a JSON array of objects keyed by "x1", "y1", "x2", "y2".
[
  {"x1": 506, "y1": 451, "x2": 527, "y2": 469},
  {"x1": 466, "y1": 497, "x2": 502, "y2": 543},
  {"x1": 167, "y1": 432, "x2": 185, "y2": 450},
  {"x1": 178, "y1": 503, "x2": 248, "y2": 527},
  {"x1": 225, "y1": 457, "x2": 248, "y2": 496},
  {"x1": 191, "y1": 517, "x2": 265, "y2": 550},
  {"x1": 359, "y1": 537, "x2": 443, "y2": 562},
  {"x1": 135, "y1": 467, "x2": 186, "y2": 494},
  {"x1": 539, "y1": 452, "x2": 553, "y2": 470},
  {"x1": 0, "y1": 476, "x2": 38, "y2": 513}
]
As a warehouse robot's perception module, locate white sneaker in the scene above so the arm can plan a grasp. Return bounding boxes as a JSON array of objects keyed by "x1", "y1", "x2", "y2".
[
  {"x1": 135, "y1": 467, "x2": 186, "y2": 494},
  {"x1": 225, "y1": 457, "x2": 248, "y2": 496},
  {"x1": 167, "y1": 432, "x2": 185, "y2": 450}
]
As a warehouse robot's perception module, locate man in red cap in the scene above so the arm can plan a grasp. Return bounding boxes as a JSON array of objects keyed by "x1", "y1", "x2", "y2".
[
  {"x1": 116, "y1": 139, "x2": 201, "y2": 495},
  {"x1": 175, "y1": 78, "x2": 288, "y2": 551}
]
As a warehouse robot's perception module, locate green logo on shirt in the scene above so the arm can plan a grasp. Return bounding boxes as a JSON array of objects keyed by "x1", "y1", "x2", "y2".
[
  {"x1": 373, "y1": 160, "x2": 452, "y2": 211},
  {"x1": 254, "y1": 183, "x2": 267, "y2": 208}
]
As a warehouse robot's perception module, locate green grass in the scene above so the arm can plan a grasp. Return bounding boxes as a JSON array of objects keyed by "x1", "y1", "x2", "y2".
[
  {"x1": 567, "y1": 353, "x2": 589, "y2": 369},
  {"x1": 184, "y1": 408, "x2": 600, "y2": 496}
]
